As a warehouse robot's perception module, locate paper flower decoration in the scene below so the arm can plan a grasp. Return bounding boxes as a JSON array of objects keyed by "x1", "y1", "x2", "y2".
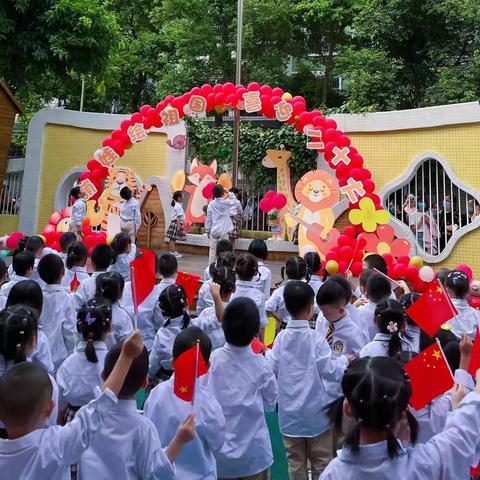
[
  {"x1": 349, "y1": 197, "x2": 390, "y2": 232},
  {"x1": 359, "y1": 224, "x2": 411, "y2": 257}
]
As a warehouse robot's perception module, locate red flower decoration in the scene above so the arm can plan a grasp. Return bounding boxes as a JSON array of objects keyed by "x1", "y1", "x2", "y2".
[{"x1": 359, "y1": 224, "x2": 410, "y2": 258}]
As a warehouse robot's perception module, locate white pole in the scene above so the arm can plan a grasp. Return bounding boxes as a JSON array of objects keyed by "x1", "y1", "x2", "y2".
[{"x1": 80, "y1": 78, "x2": 85, "y2": 112}]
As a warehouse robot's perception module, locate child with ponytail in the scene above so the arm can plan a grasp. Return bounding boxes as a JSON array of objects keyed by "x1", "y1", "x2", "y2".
[
  {"x1": 193, "y1": 266, "x2": 236, "y2": 350},
  {"x1": 95, "y1": 272, "x2": 133, "y2": 348},
  {"x1": 322, "y1": 356, "x2": 480, "y2": 478},
  {"x1": 56, "y1": 300, "x2": 112, "y2": 419},
  {"x1": 266, "y1": 256, "x2": 308, "y2": 326},
  {"x1": 359, "y1": 299, "x2": 410, "y2": 358},
  {"x1": 148, "y1": 285, "x2": 190, "y2": 379},
  {"x1": 0, "y1": 305, "x2": 59, "y2": 429},
  {"x1": 165, "y1": 190, "x2": 186, "y2": 258},
  {"x1": 61, "y1": 241, "x2": 89, "y2": 290},
  {"x1": 304, "y1": 251, "x2": 323, "y2": 296},
  {"x1": 108, "y1": 232, "x2": 137, "y2": 282}
]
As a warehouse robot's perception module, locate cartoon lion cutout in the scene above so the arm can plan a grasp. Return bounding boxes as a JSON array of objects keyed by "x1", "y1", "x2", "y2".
[{"x1": 285, "y1": 170, "x2": 340, "y2": 258}]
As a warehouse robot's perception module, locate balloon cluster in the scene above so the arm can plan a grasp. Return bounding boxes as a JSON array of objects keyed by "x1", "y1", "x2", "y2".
[
  {"x1": 324, "y1": 226, "x2": 366, "y2": 276},
  {"x1": 201, "y1": 182, "x2": 216, "y2": 200},
  {"x1": 259, "y1": 190, "x2": 287, "y2": 213},
  {"x1": 382, "y1": 254, "x2": 436, "y2": 292}
]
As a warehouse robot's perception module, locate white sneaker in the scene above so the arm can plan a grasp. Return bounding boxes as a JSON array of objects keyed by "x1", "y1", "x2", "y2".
[{"x1": 173, "y1": 251, "x2": 183, "y2": 258}]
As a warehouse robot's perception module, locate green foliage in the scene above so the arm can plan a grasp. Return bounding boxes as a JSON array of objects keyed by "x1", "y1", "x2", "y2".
[{"x1": 186, "y1": 117, "x2": 317, "y2": 189}]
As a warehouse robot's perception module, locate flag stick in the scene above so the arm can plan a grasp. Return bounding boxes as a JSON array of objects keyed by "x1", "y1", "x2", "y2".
[
  {"x1": 130, "y1": 265, "x2": 138, "y2": 330},
  {"x1": 373, "y1": 267, "x2": 400, "y2": 287},
  {"x1": 347, "y1": 240, "x2": 359, "y2": 272},
  {"x1": 435, "y1": 338, "x2": 455, "y2": 381},
  {"x1": 191, "y1": 340, "x2": 200, "y2": 407}
]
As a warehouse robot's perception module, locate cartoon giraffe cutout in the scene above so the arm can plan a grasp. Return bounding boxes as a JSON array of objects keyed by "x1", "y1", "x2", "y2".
[{"x1": 262, "y1": 145, "x2": 297, "y2": 240}]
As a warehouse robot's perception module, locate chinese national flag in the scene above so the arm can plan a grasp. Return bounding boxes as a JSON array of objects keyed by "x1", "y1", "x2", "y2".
[
  {"x1": 467, "y1": 328, "x2": 480, "y2": 376},
  {"x1": 70, "y1": 273, "x2": 80, "y2": 293},
  {"x1": 251, "y1": 338, "x2": 265, "y2": 354},
  {"x1": 173, "y1": 343, "x2": 208, "y2": 403},
  {"x1": 176, "y1": 271, "x2": 202, "y2": 305},
  {"x1": 405, "y1": 281, "x2": 458, "y2": 336},
  {"x1": 130, "y1": 249, "x2": 156, "y2": 312},
  {"x1": 404, "y1": 343, "x2": 455, "y2": 411}
]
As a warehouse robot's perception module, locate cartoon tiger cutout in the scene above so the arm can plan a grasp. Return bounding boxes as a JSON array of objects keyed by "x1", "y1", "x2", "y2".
[{"x1": 86, "y1": 166, "x2": 151, "y2": 236}]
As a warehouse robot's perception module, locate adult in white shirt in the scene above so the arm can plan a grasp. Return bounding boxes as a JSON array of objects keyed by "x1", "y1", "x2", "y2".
[
  {"x1": 205, "y1": 185, "x2": 239, "y2": 264},
  {"x1": 69, "y1": 186, "x2": 87, "y2": 239},
  {"x1": 119, "y1": 186, "x2": 141, "y2": 243}
]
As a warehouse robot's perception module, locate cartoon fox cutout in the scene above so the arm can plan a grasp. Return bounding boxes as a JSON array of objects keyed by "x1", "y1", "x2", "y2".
[{"x1": 184, "y1": 158, "x2": 217, "y2": 225}]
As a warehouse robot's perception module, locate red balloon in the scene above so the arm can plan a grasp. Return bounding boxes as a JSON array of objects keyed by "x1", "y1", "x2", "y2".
[
  {"x1": 343, "y1": 226, "x2": 356, "y2": 238},
  {"x1": 86, "y1": 159, "x2": 100, "y2": 171},
  {"x1": 79, "y1": 172, "x2": 90, "y2": 181},
  {"x1": 82, "y1": 226, "x2": 93, "y2": 237},
  {"x1": 140, "y1": 105, "x2": 151, "y2": 115},
  {"x1": 213, "y1": 84, "x2": 223, "y2": 94},
  {"x1": 223, "y1": 82, "x2": 235, "y2": 94},
  {"x1": 350, "y1": 261, "x2": 362, "y2": 277},
  {"x1": 84, "y1": 235, "x2": 96, "y2": 248},
  {"x1": 363, "y1": 179, "x2": 376, "y2": 193},
  {"x1": 269, "y1": 96, "x2": 281, "y2": 108},
  {"x1": 338, "y1": 260, "x2": 348, "y2": 274},
  {"x1": 393, "y1": 263, "x2": 407, "y2": 279},
  {"x1": 191, "y1": 87, "x2": 202, "y2": 96},
  {"x1": 226, "y1": 94, "x2": 237, "y2": 106},
  {"x1": 382, "y1": 253, "x2": 394, "y2": 266},
  {"x1": 200, "y1": 84, "x2": 213, "y2": 96},
  {"x1": 397, "y1": 256, "x2": 410, "y2": 266},
  {"x1": 247, "y1": 82, "x2": 261, "y2": 91},
  {"x1": 112, "y1": 140, "x2": 125, "y2": 156},
  {"x1": 325, "y1": 251, "x2": 338, "y2": 262},
  {"x1": 215, "y1": 92, "x2": 226, "y2": 105},
  {"x1": 324, "y1": 118, "x2": 337, "y2": 129},
  {"x1": 273, "y1": 193, "x2": 287, "y2": 210},
  {"x1": 260, "y1": 85, "x2": 272, "y2": 95},
  {"x1": 292, "y1": 101, "x2": 305, "y2": 115},
  {"x1": 90, "y1": 168, "x2": 105, "y2": 181},
  {"x1": 111, "y1": 130, "x2": 123, "y2": 141},
  {"x1": 259, "y1": 197, "x2": 274, "y2": 213},
  {"x1": 356, "y1": 236, "x2": 367, "y2": 250},
  {"x1": 337, "y1": 234, "x2": 353, "y2": 248},
  {"x1": 120, "y1": 120, "x2": 132, "y2": 132},
  {"x1": 271, "y1": 87, "x2": 284, "y2": 97},
  {"x1": 339, "y1": 245, "x2": 354, "y2": 261},
  {"x1": 265, "y1": 190, "x2": 276, "y2": 199},
  {"x1": 131, "y1": 112, "x2": 143, "y2": 123},
  {"x1": 102, "y1": 138, "x2": 114, "y2": 148},
  {"x1": 5, "y1": 232, "x2": 25, "y2": 250},
  {"x1": 405, "y1": 266, "x2": 419, "y2": 283},
  {"x1": 202, "y1": 182, "x2": 216, "y2": 200}
]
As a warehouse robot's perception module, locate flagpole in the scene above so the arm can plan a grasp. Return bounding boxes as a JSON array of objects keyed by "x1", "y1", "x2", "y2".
[
  {"x1": 191, "y1": 340, "x2": 200, "y2": 407},
  {"x1": 435, "y1": 338, "x2": 455, "y2": 381},
  {"x1": 130, "y1": 266, "x2": 138, "y2": 330},
  {"x1": 373, "y1": 267, "x2": 401, "y2": 287}
]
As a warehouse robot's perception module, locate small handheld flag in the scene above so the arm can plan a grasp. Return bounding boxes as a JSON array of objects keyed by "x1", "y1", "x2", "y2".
[
  {"x1": 176, "y1": 271, "x2": 202, "y2": 305},
  {"x1": 130, "y1": 249, "x2": 156, "y2": 329},
  {"x1": 174, "y1": 341, "x2": 208, "y2": 403},
  {"x1": 251, "y1": 337, "x2": 265, "y2": 354},
  {"x1": 405, "y1": 280, "x2": 458, "y2": 336},
  {"x1": 404, "y1": 342, "x2": 455, "y2": 411}
]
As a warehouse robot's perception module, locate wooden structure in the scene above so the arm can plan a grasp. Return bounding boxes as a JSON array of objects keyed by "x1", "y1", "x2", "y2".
[
  {"x1": 138, "y1": 185, "x2": 166, "y2": 249},
  {"x1": 0, "y1": 79, "x2": 23, "y2": 186}
]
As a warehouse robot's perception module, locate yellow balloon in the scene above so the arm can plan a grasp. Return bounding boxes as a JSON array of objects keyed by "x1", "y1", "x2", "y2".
[
  {"x1": 38, "y1": 234, "x2": 46, "y2": 244},
  {"x1": 107, "y1": 236, "x2": 113, "y2": 244},
  {"x1": 218, "y1": 173, "x2": 233, "y2": 191},
  {"x1": 281, "y1": 92, "x2": 293, "y2": 100},
  {"x1": 171, "y1": 170, "x2": 186, "y2": 192},
  {"x1": 326, "y1": 260, "x2": 339, "y2": 275},
  {"x1": 409, "y1": 256, "x2": 424, "y2": 268},
  {"x1": 264, "y1": 315, "x2": 277, "y2": 346}
]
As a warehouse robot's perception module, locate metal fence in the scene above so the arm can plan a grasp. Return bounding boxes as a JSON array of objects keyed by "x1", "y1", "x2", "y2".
[
  {"x1": 0, "y1": 172, "x2": 23, "y2": 215},
  {"x1": 237, "y1": 181, "x2": 275, "y2": 233},
  {"x1": 384, "y1": 157, "x2": 478, "y2": 257}
]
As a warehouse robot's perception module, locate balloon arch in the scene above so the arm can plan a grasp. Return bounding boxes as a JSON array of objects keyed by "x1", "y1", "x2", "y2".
[{"x1": 40, "y1": 82, "x2": 434, "y2": 290}]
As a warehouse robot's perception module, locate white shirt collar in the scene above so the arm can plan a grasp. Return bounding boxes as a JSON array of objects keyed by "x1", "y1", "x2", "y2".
[
  {"x1": 224, "y1": 343, "x2": 255, "y2": 357},
  {"x1": 286, "y1": 319, "x2": 310, "y2": 329}
]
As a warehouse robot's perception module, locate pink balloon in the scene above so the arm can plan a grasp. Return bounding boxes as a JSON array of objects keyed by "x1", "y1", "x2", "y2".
[
  {"x1": 456, "y1": 264, "x2": 473, "y2": 282},
  {"x1": 265, "y1": 190, "x2": 276, "y2": 199},
  {"x1": 273, "y1": 193, "x2": 287, "y2": 209},
  {"x1": 259, "y1": 198, "x2": 274, "y2": 213},
  {"x1": 202, "y1": 182, "x2": 216, "y2": 200}
]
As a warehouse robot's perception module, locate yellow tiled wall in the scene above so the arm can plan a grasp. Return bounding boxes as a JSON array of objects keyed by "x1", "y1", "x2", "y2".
[
  {"x1": 38, "y1": 124, "x2": 167, "y2": 232},
  {"x1": 0, "y1": 214, "x2": 19, "y2": 236},
  {"x1": 348, "y1": 123, "x2": 480, "y2": 273}
]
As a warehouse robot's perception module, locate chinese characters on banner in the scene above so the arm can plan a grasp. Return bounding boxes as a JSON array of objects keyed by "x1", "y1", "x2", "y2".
[
  {"x1": 161, "y1": 106, "x2": 180, "y2": 126},
  {"x1": 340, "y1": 178, "x2": 366, "y2": 203},
  {"x1": 127, "y1": 123, "x2": 148, "y2": 144},
  {"x1": 80, "y1": 179, "x2": 98, "y2": 200},
  {"x1": 95, "y1": 146, "x2": 120, "y2": 168},
  {"x1": 305, "y1": 129, "x2": 325, "y2": 150}
]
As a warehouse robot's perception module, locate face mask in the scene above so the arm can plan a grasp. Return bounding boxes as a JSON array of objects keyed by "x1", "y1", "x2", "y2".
[
  {"x1": 417, "y1": 202, "x2": 425, "y2": 211},
  {"x1": 389, "y1": 207, "x2": 395, "y2": 215},
  {"x1": 468, "y1": 207, "x2": 474, "y2": 214},
  {"x1": 444, "y1": 202, "x2": 451, "y2": 210}
]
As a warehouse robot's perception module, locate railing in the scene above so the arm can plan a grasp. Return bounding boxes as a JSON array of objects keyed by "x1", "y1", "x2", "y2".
[{"x1": 0, "y1": 172, "x2": 23, "y2": 215}]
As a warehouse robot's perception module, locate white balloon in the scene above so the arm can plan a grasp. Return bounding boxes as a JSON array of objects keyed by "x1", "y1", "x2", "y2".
[
  {"x1": 94, "y1": 149, "x2": 103, "y2": 161},
  {"x1": 183, "y1": 104, "x2": 192, "y2": 115},
  {"x1": 419, "y1": 266, "x2": 435, "y2": 283}
]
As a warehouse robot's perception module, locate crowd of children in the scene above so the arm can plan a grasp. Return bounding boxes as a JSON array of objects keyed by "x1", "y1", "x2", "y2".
[{"x1": 3, "y1": 217, "x2": 480, "y2": 480}]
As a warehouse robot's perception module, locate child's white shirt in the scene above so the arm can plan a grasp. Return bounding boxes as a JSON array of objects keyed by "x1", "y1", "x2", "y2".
[
  {"x1": 359, "y1": 332, "x2": 413, "y2": 358},
  {"x1": 71, "y1": 198, "x2": 86, "y2": 225},
  {"x1": 0, "y1": 274, "x2": 31, "y2": 300},
  {"x1": 122, "y1": 277, "x2": 174, "y2": 351},
  {"x1": 201, "y1": 265, "x2": 211, "y2": 283},
  {"x1": 196, "y1": 280, "x2": 213, "y2": 315},
  {"x1": 56, "y1": 341, "x2": 109, "y2": 410},
  {"x1": 107, "y1": 244, "x2": 137, "y2": 282},
  {"x1": 320, "y1": 391, "x2": 480, "y2": 480},
  {"x1": 208, "y1": 343, "x2": 277, "y2": 478},
  {"x1": 30, "y1": 329, "x2": 54, "y2": 374},
  {"x1": 404, "y1": 324, "x2": 421, "y2": 353},
  {"x1": 0, "y1": 356, "x2": 58, "y2": 428},
  {"x1": 105, "y1": 303, "x2": 134, "y2": 349},
  {"x1": 266, "y1": 282, "x2": 291, "y2": 324},
  {"x1": 357, "y1": 299, "x2": 380, "y2": 342},
  {"x1": 61, "y1": 266, "x2": 90, "y2": 291},
  {"x1": 448, "y1": 298, "x2": 480, "y2": 339},
  {"x1": 73, "y1": 271, "x2": 105, "y2": 310},
  {"x1": 205, "y1": 195, "x2": 237, "y2": 238},
  {"x1": 255, "y1": 262, "x2": 272, "y2": 299},
  {"x1": 315, "y1": 311, "x2": 366, "y2": 356},
  {"x1": 231, "y1": 280, "x2": 268, "y2": 327},
  {"x1": 308, "y1": 275, "x2": 324, "y2": 296},
  {"x1": 267, "y1": 320, "x2": 348, "y2": 437},
  {"x1": 170, "y1": 202, "x2": 185, "y2": 221},
  {"x1": 39, "y1": 284, "x2": 78, "y2": 371},
  {"x1": 0, "y1": 389, "x2": 118, "y2": 480},
  {"x1": 144, "y1": 377, "x2": 225, "y2": 480},
  {"x1": 192, "y1": 304, "x2": 227, "y2": 351},
  {"x1": 148, "y1": 315, "x2": 185, "y2": 376},
  {"x1": 78, "y1": 398, "x2": 174, "y2": 480}
]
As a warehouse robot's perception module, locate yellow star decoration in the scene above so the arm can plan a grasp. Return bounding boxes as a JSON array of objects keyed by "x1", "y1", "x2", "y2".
[
  {"x1": 432, "y1": 350, "x2": 442, "y2": 361},
  {"x1": 348, "y1": 197, "x2": 391, "y2": 233},
  {"x1": 179, "y1": 386, "x2": 188, "y2": 393},
  {"x1": 436, "y1": 286, "x2": 443, "y2": 294}
]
